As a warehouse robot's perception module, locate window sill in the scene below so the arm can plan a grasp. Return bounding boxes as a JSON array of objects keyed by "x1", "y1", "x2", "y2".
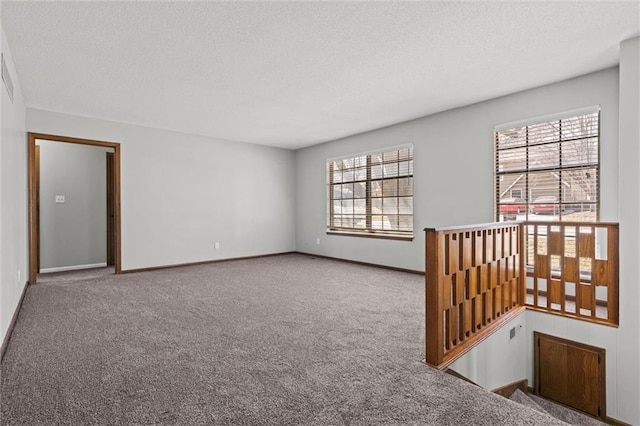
[{"x1": 326, "y1": 230, "x2": 414, "y2": 241}]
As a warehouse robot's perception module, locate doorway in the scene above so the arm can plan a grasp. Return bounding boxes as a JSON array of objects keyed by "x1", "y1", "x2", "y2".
[{"x1": 28, "y1": 133, "x2": 122, "y2": 284}]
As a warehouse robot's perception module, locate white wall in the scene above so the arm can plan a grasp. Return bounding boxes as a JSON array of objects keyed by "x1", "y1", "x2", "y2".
[
  {"x1": 448, "y1": 310, "x2": 527, "y2": 391},
  {"x1": 38, "y1": 140, "x2": 110, "y2": 270},
  {"x1": 295, "y1": 66, "x2": 640, "y2": 423},
  {"x1": 0, "y1": 23, "x2": 27, "y2": 348},
  {"x1": 522, "y1": 38, "x2": 639, "y2": 425},
  {"x1": 27, "y1": 110, "x2": 296, "y2": 271},
  {"x1": 612, "y1": 35, "x2": 639, "y2": 423},
  {"x1": 295, "y1": 68, "x2": 619, "y2": 271}
]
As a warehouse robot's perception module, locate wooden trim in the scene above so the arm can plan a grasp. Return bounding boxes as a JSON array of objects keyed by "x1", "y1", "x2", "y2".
[
  {"x1": 28, "y1": 134, "x2": 37, "y2": 284},
  {"x1": 0, "y1": 280, "x2": 28, "y2": 361},
  {"x1": 28, "y1": 133, "x2": 122, "y2": 284},
  {"x1": 607, "y1": 225, "x2": 619, "y2": 325},
  {"x1": 526, "y1": 305, "x2": 619, "y2": 328},
  {"x1": 526, "y1": 270, "x2": 595, "y2": 284},
  {"x1": 523, "y1": 221, "x2": 619, "y2": 327},
  {"x1": 524, "y1": 220, "x2": 619, "y2": 228},
  {"x1": 28, "y1": 132, "x2": 120, "y2": 148},
  {"x1": 296, "y1": 252, "x2": 424, "y2": 275},
  {"x1": 123, "y1": 252, "x2": 423, "y2": 278},
  {"x1": 425, "y1": 223, "x2": 524, "y2": 369},
  {"x1": 122, "y1": 252, "x2": 297, "y2": 274},
  {"x1": 106, "y1": 152, "x2": 115, "y2": 266},
  {"x1": 519, "y1": 223, "x2": 526, "y2": 306},
  {"x1": 326, "y1": 230, "x2": 414, "y2": 241},
  {"x1": 526, "y1": 288, "x2": 609, "y2": 308},
  {"x1": 424, "y1": 221, "x2": 524, "y2": 233},
  {"x1": 605, "y1": 416, "x2": 632, "y2": 426},
  {"x1": 492, "y1": 379, "x2": 528, "y2": 398},
  {"x1": 114, "y1": 145, "x2": 122, "y2": 274},
  {"x1": 424, "y1": 227, "x2": 443, "y2": 366},
  {"x1": 35, "y1": 144, "x2": 40, "y2": 272}
]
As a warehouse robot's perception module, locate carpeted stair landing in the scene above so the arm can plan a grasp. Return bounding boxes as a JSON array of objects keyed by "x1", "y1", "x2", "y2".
[{"x1": 509, "y1": 389, "x2": 608, "y2": 425}]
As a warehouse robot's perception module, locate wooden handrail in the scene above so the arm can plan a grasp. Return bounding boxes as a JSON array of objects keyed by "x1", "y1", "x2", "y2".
[
  {"x1": 524, "y1": 222, "x2": 619, "y2": 326},
  {"x1": 424, "y1": 220, "x2": 619, "y2": 369},
  {"x1": 425, "y1": 222, "x2": 525, "y2": 368}
]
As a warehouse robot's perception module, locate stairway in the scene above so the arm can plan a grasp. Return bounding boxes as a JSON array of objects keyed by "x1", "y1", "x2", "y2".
[{"x1": 508, "y1": 389, "x2": 608, "y2": 426}]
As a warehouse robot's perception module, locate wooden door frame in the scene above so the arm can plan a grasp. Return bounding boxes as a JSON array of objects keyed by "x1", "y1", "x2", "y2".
[
  {"x1": 28, "y1": 132, "x2": 122, "y2": 284},
  {"x1": 35, "y1": 144, "x2": 40, "y2": 272},
  {"x1": 106, "y1": 152, "x2": 116, "y2": 266}
]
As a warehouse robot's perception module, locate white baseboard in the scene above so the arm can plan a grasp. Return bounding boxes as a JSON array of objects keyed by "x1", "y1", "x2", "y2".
[{"x1": 40, "y1": 263, "x2": 108, "y2": 274}]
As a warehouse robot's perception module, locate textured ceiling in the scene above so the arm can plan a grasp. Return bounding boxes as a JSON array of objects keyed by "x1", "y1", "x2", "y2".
[{"x1": 2, "y1": 1, "x2": 639, "y2": 149}]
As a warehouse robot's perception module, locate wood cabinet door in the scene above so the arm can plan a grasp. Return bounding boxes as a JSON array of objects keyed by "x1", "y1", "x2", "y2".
[{"x1": 534, "y1": 332, "x2": 605, "y2": 419}]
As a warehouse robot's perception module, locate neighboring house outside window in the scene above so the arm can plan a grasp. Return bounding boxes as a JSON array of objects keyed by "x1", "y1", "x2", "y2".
[
  {"x1": 327, "y1": 145, "x2": 413, "y2": 239},
  {"x1": 495, "y1": 109, "x2": 600, "y2": 222}
]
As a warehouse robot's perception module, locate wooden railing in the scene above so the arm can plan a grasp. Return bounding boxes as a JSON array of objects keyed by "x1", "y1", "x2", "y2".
[
  {"x1": 424, "y1": 221, "x2": 619, "y2": 369},
  {"x1": 524, "y1": 221, "x2": 619, "y2": 326},
  {"x1": 425, "y1": 222, "x2": 526, "y2": 368}
]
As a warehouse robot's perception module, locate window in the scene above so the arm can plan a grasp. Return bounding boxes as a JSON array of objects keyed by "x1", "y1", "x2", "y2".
[
  {"x1": 327, "y1": 145, "x2": 413, "y2": 238},
  {"x1": 495, "y1": 109, "x2": 599, "y2": 222},
  {"x1": 510, "y1": 189, "x2": 523, "y2": 199}
]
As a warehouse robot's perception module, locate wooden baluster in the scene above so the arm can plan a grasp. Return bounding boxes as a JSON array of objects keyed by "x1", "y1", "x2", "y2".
[
  {"x1": 560, "y1": 224, "x2": 566, "y2": 314},
  {"x1": 608, "y1": 225, "x2": 619, "y2": 324},
  {"x1": 425, "y1": 221, "x2": 618, "y2": 369},
  {"x1": 425, "y1": 228, "x2": 444, "y2": 366},
  {"x1": 519, "y1": 223, "x2": 526, "y2": 306},
  {"x1": 533, "y1": 224, "x2": 538, "y2": 308}
]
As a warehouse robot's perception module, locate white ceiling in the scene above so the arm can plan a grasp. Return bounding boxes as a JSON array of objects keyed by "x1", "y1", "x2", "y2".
[{"x1": 2, "y1": 1, "x2": 638, "y2": 149}]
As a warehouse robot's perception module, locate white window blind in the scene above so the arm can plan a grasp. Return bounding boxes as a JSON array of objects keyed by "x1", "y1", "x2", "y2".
[
  {"x1": 327, "y1": 146, "x2": 413, "y2": 237},
  {"x1": 495, "y1": 110, "x2": 599, "y2": 222}
]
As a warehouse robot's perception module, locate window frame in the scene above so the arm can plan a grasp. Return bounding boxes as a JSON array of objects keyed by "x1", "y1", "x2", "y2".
[
  {"x1": 326, "y1": 145, "x2": 414, "y2": 240},
  {"x1": 494, "y1": 108, "x2": 600, "y2": 223}
]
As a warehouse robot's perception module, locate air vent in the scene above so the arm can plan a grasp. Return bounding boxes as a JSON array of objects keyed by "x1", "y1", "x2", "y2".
[{"x1": 2, "y1": 53, "x2": 14, "y2": 103}]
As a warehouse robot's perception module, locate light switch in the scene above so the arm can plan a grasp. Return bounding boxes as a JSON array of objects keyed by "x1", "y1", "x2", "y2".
[{"x1": 55, "y1": 195, "x2": 65, "y2": 204}]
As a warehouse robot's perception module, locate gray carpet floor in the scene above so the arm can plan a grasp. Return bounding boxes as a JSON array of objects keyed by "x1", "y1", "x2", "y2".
[
  {"x1": 509, "y1": 389, "x2": 549, "y2": 415},
  {"x1": 509, "y1": 390, "x2": 607, "y2": 425},
  {"x1": 526, "y1": 393, "x2": 606, "y2": 426},
  {"x1": 1, "y1": 254, "x2": 566, "y2": 425}
]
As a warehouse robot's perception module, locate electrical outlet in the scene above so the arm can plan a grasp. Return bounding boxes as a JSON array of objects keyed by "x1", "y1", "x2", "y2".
[
  {"x1": 55, "y1": 195, "x2": 65, "y2": 204},
  {"x1": 214, "y1": 242, "x2": 220, "y2": 250},
  {"x1": 17, "y1": 269, "x2": 21, "y2": 283},
  {"x1": 316, "y1": 238, "x2": 320, "y2": 245}
]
